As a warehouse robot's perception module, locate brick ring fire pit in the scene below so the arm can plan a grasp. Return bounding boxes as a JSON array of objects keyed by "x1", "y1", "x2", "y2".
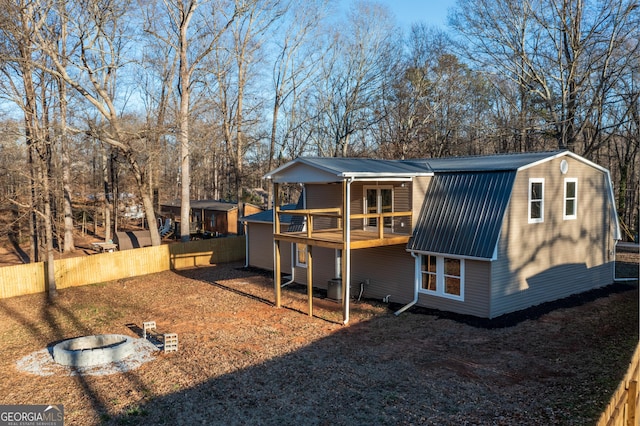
[{"x1": 52, "y1": 334, "x2": 135, "y2": 368}]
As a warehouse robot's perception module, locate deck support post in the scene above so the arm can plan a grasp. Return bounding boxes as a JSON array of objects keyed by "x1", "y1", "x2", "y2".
[
  {"x1": 275, "y1": 240, "x2": 281, "y2": 308},
  {"x1": 273, "y1": 182, "x2": 281, "y2": 308},
  {"x1": 307, "y1": 245, "x2": 313, "y2": 316}
]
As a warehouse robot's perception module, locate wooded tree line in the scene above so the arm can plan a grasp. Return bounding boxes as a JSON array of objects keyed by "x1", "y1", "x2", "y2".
[{"x1": 0, "y1": 0, "x2": 638, "y2": 279}]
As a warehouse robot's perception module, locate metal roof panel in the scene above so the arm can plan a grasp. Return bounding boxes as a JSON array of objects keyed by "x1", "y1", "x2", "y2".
[
  {"x1": 423, "y1": 151, "x2": 565, "y2": 173},
  {"x1": 408, "y1": 171, "x2": 516, "y2": 259}
]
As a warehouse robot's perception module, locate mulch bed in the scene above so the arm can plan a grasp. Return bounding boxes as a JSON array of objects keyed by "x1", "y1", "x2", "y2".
[{"x1": 0, "y1": 251, "x2": 638, "y2": 425}]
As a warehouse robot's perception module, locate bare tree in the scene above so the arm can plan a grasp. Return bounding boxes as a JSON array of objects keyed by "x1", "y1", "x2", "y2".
[
  {"x1": 217, "y1": 0, "x2": 286, "y2": 202},
  {"x1": 265, "y1": 0, "x2": 327, "y2": 206},
  {"x1": 33, "y1": 0, "x2": 163, "y2": 245},
  {"x1": 312, "y1": 1, "x2": 399, "y2": 157},
  {"x1": 144, "y1": 0, "x2": 238, "y2": 241},
  {"x1": 451, "y1": 0, "x2": 640, "y2": 155},
  {"x1": 55, "y1": 1, "x2": 75, "y2": 253},
  {"x1": 0, "y1": 0, "x2": 59, "y2": 297}
]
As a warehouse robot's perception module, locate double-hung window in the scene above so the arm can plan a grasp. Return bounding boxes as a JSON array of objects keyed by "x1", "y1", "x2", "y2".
[
  {"x1": 528, "y1": 178, "x2": 544, "y2": 223},
  {"x1": 563, "y1": 178, "x2": 577, "y2": 220},
  {"x1": 420, "y1": 255, "x2": 464, "y2": 301}
]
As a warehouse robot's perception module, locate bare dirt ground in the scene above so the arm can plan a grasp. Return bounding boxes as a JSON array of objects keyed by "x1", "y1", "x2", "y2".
[{"x1": 0, "y1": 251, "x2": 638, "y2": 425}]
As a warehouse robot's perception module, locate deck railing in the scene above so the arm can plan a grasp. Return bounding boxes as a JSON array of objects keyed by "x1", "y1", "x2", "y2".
[{"x1": 276, "y1": 207, "x2": 412, "y2": 240}]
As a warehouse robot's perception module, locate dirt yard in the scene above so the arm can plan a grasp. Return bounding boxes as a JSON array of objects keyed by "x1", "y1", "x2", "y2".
[{"x1": 0, "y1": 251, "x2": 638, "y2": 426}]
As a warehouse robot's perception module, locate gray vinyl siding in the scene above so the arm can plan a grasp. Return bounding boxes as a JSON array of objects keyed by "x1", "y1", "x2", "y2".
[
  {"x1": 416, "y1": 259, "x2": 491, "y2": 318},
  {"x1": 393, "y1": 182, "x2": 411, "y2": 232},
  {"x1": 350, "y1": 245, "x2": 414, "y2": 303},
  {"x1": 412, "y1": 176, "x2": 431, "y2": 228},
  {"x1": 247, "y1": 222, "x2": 291, "y2": 273},
  {"x1": 292, "y1": 246, "x2": 336, "y2": 289},
  {"x1": 307, "y1": 181, "x2": 413, "y2": 232},
  {"x1": 489, "y1": 157, "x2": 616, "y2": 318},
  {"x1": 305, "y1": 184, "x2": 342, "y2": 229}
]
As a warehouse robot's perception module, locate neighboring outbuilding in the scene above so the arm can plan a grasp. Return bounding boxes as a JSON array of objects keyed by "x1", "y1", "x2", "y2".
[
  {"x1": 243, "y1": 151, "x2": 621, "y2": 324},
  {"x1": 161, "y1": 200, "x2": 262, "y2": 236}
]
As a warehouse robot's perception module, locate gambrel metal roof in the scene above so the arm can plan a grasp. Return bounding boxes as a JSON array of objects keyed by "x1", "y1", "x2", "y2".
[
  {"x1": 261, "y1": 151, "x2": 620, "y2": 258},
  {"x1": 407, "y1": 171, "x2": 517, "y2": 259},
  {"x1": 423, "y1": 151, "x2": 566, "y2": 173}
]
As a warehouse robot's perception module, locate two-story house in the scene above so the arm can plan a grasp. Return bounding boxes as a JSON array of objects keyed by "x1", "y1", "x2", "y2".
[{"x1": 243, "y1": 151, "x2": 621, "y2": 324}]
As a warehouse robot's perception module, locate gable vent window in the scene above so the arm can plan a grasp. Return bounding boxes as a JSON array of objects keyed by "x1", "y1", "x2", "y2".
[
  {"x1": 564, "y1": 178, "x2": 577, "y2": 220},
  {"x1": 528, "y1": 178, "x2": 544, "y2": 223}
]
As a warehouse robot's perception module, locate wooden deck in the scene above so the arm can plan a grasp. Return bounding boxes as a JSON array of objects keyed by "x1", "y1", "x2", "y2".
[{"x1": 274, "y1": 228, "x2": 411, "y2": 249}]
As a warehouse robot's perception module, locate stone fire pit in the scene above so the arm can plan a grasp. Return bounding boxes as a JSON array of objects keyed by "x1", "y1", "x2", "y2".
[{"x1": 52, "y1": 334, "x2": 134, "y2": 368}]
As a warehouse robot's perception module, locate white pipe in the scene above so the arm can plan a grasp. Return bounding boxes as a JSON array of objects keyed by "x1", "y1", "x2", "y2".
[
  {"x1": 284, "y1": 184, "x2": 305, "y2": 287},
  {"x1": 395, "y1": 251, "x2": 420, "y2": 316},
  {"x1": 281, "y1": 248, "x2": 295, "y2": 287},
  {"x1": 343, "y1": 177, "x2": 353, "y2": 325},
  {"x1": 244, "y1": 222, "x2": 249, "y2": 268}
]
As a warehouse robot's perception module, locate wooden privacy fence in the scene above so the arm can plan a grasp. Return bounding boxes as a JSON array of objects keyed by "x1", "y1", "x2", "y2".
[
  {"x1": 0, "y1": 236, "x2": 245, "y2": 299},
  {"x1": 597, "y1": 341, "x2": 640, "y2": 426}
]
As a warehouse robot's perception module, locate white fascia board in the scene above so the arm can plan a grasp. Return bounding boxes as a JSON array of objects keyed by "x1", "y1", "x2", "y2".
[
  {"x1": 343, "y1": 171, "x2": 433, "y2": 178},
  {"x1": 515, "y1": 151, "x2": 567, "y2": 172},
  {"x1": 405, "y1": 248, "x2": 492, "y2": 262},
  {"x1": 344, "y1": 173, "x2": 432, "y2": 181},
  {"x1": 265, "y1": 158, "x2": 340, "y2": 180}
]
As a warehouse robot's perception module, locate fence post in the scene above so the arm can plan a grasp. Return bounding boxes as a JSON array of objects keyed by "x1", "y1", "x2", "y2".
[{"x1": 627, "y1": 380, "x2": 637, "y2": 426}]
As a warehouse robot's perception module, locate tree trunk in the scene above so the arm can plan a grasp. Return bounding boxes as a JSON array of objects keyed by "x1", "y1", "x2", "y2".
[
  {"x1": 60, "y1": 85, "x2": 75, "y2": 252},
  {"x1": 102, "y1": 145, "x2": 112, "y2": 242},
  {"x1": 42, "y1": 159, "x2": 57, "y2": 299},
  {"x1": 179, "y1": 32, "x2": 191, "y2": 243}
]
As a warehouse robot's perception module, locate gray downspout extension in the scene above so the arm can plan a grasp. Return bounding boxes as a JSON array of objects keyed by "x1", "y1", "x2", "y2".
[
  {"x1": 283, "y1": 184, "x2": 305, "y2": 287},
  {"x1": 394, "y1": 251, "x2": 420, "y2": 316},
  {"x1": 281, "y1": 249, "x2": 295, "y2": 287},
  {"x1": 244, "y1": 222, "x2": 250, "y2": 268}
]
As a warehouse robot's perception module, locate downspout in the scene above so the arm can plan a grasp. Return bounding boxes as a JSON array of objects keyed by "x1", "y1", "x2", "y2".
[
  {"x1": 284, "y1": 183, "x2": 305, "y2": 287},
  {"x1": 394, "y1": 251, "x2": 420, "y2": 316},
  {"x1": 244, "y1": 221, "x2": 249, "y2": 267},
  {"x1": 281, "y1": 248, "x2": 296, "y2": 287},
  {"x1": 343, "y1": 177, "x2": 353, "y2": 325}
]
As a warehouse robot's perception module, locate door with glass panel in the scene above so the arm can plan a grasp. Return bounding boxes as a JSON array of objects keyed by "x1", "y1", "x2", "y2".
[{"x1": 364, "y1": 187, "x2": 393, "y2": 232}]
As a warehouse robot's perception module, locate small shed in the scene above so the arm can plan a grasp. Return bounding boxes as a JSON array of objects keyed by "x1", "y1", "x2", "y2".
[{"x1": 161, "y1": 200, "x2": 262, "y2": 236}]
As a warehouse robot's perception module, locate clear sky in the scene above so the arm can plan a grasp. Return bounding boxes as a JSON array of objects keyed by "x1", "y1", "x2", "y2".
[{"x1": 340, "y1": 0, "x2": 457, "y2": 30}]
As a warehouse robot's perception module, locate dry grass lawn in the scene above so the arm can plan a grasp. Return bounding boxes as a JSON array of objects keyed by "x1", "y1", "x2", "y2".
[{"x1": 0, "y1": 251, "x2": 638, "y2": 425}]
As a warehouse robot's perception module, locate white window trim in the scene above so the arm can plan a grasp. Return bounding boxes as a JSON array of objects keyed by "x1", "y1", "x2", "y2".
[
  {"x1": 563, "y1": 178, "x2": 578, "y2": 220},
  {"x1": 418, "y1": 255, "x2": 465, "y2": 301},
  {"x1": 528, "y1": 178, "x2": 544, "y2": 224}
]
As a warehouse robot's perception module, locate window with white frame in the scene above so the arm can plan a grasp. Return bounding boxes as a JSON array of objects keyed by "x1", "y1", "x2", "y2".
[
  {"x1": 528, "y1": 178, "x2": 544, "y2": 223},
  {"x1": 420, "y1": 255, "x2": 464, "y2": 300},
  {"x1": 295, "y1": 243, "x2": 307, "y2": 267},
  {"x1": 564, "y1": 178, "x2": 577, "y2": 220}
]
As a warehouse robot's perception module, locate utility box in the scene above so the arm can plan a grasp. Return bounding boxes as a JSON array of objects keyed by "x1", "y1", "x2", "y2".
[{"x1": 327, "y1": 278, "x2": 342, "y2": 301}]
